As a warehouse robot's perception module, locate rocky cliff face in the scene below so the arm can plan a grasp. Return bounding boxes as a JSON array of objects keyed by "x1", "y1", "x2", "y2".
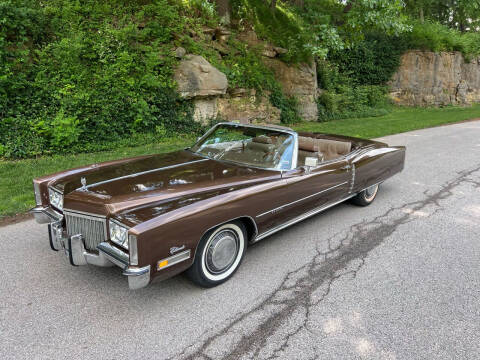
[
  {"x1": 173, "y1": 29, "x2": 318, "y2": 124},
  {"x1": 389, "y1": 51, "x2": 480, "y2": 106}
]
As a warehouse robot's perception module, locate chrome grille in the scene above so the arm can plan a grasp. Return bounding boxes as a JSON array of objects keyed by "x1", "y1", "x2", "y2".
[{"x1": 65, "y1": 211, "x2": 107, "y2": 251}]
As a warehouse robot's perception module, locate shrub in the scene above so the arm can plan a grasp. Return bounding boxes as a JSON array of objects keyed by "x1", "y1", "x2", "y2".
[
  {"x1": 0, "y1": 0, "x2": 207, "y2": 159},
  {"x1": 328, "y1": 32, "x2": 408, "y2": 86},
  {"x1": 317, "y1": 85, "x2": 390, "y2": 121},
  {"x1": 400, "y1": 21, "x2": 480, "y2": 61}
]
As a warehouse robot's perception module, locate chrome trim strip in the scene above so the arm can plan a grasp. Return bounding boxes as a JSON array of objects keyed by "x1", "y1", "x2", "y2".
[
  {"x1": 63, "y1": 209, "x2": 106, "y2": 219},
  {"x1": 256, "y1": 181, "x2": 349, "y2": 218},
  {"x1": 349, "y1": 163, "x2": 356, "y2": 194},
  {"x1": 253, "y1": 194, "x2": 356, "y2": 242},
  {"x1": 80, "y1": 158, "x2": 209, "y2": 190},
  {"x1": 157, "y1": 250, "x2": 191, "y2": 271},
  {"x1": 97, "y1": 242, "x2": 129, "y2": 268}
]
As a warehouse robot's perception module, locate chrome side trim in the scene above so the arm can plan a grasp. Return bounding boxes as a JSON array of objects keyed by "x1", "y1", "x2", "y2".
[
  {"x1": 157, "y1": 249, "x2": 191, "y2": 271},
  {"x1": 80, "y1": 159, "x2": 208, "y2": 190},
  {"x1": 253, "y1": 194, "x2": 356, "y2": 242},
  {"x1": 256, "y1": 181, "x2": 349, "y2": 218},
  {"x1": 349, "y1": 163, "x2": 356, "y2": 194}
]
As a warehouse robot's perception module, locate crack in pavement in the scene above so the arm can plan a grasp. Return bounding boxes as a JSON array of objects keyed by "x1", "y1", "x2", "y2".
[{"x1": 171, "y1": 164, "x2": 480, "y2": 360}]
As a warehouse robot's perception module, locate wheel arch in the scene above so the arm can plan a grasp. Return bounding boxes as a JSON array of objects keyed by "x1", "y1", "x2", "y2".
[{"x1": 193, "y1": 215, "x2": 258, "y2": 260}]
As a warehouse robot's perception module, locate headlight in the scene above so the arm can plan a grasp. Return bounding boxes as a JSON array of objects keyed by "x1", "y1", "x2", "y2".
[
  {"x1": 48, "y1": 188, "x2": 63, "y2": 210},
  {"x1": 109, "y1": 220, "x2": 129, "y2": 250}
]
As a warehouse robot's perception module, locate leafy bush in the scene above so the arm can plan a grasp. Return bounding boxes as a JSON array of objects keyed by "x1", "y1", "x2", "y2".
[
  {"x1": 317, "y1": 85, "x2": 390, "y2": 121},
  {"x1": 401, "y1": 21, "x2": 480, "y2": 61},
  {"x1": 269, "y1": 89, "x2": 301, "y2": 124},
  {"x1": 0, "y1": 0, "x2": 207, "y2": 159},
  {"x1": 328, "y1": 33, "x2": 408, "y2": 86}
]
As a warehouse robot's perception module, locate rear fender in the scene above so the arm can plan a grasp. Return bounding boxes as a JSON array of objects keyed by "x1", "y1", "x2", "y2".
[{"x1": 351, "y1": 146, "x2": 405, "y2": 193}]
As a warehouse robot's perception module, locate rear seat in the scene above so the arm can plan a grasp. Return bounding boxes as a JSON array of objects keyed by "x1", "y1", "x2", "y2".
[{"x1": 298, "y1": 136, "x2": 351, "y2": 165}]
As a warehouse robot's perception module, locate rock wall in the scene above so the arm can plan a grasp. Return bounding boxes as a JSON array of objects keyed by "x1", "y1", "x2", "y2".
[
  {"x1": 389, "y1": 51, "x2": 480, "y2": 106},
  {"x1": 174, "y1": 29, "x2": 319, "y2": 124},
  {"x1": 263, "y1": 58, "x2": 318, "y2": 121}
]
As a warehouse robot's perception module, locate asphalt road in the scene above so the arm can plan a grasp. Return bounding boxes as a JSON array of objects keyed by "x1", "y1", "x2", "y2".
[{"x1": 1, "y1": 121, "x2": 480, "y2": 360}]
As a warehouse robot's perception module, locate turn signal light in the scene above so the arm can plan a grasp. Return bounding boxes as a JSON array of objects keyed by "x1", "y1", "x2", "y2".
[{"x1": 158, "y1": 260, "x2": 169, "y2": 269}]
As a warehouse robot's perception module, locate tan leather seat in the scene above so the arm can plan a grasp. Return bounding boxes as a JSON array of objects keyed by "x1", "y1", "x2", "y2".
[{"x1": 298, "y1": 136, "x2": 351, "y2": 163}]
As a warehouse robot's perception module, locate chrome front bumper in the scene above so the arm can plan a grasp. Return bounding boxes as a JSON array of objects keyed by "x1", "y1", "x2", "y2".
[{"x1": 30, "y1": 206, "x2": 150, "y2": 290}]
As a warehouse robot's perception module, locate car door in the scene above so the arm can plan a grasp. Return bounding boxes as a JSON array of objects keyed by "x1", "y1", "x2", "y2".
[{"x1": 257, "y1": 157, "x2": 352, "y2": 230}]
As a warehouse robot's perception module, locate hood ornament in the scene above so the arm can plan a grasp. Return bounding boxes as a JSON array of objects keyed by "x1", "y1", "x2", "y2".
[{"x1": 80, "y1": 177, "x2": 87, "y2": 191}]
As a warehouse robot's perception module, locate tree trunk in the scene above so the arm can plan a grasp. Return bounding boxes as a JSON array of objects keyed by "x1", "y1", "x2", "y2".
[
  {"x1": 270, "y1": 0, "x2": 277, "y2": 10},
  {"x1": 216, "y1": 0, "x2": 231, "y2": 25},
  {"x1": 420, "y1": 7, "x2": 424, "y2": 23}
]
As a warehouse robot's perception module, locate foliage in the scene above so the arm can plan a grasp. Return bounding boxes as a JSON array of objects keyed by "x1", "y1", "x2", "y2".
[
  {"x1": 328, "y1": 32, "x2": 408, "y2": 85},
  {"x1": 401, "y1": 21, "x2": 480, "y2": 60},
  {"x1": 230, "y1": 0, "x2": 412, "y2": 62},
  {"x1": 0, "y1": 0, "x2": 208, "y2": 159},
  {"x1": 269, "y1": 89, "x2": 301, "y2": 124},
  {"x1": 404, "y1": 0, "x2": 480, "y2": 32},
  {"x1": 317, "y1": 84, "x2": 390, "y2": 121},
  {"x1": 231, "y1": 0, "x2": 313, "y2": 62}
]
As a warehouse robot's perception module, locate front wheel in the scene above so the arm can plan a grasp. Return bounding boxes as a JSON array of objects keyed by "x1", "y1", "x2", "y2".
[
  {"x1": 187, "y1": 221, "x2": 247, "y2": 288},
  {"x1": 351, "y1": 184, "x2": 379, "y2": 206}
]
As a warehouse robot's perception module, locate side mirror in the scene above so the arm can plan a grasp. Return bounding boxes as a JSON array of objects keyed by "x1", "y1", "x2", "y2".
[
  {"x1": 300, "y1": 166, "x2": 311, "y2": 175},
  {"x1": 299, "y1": 157, "x2": 318, "y2": 175},
  {"x1": 304, "y1": 157, "x2": 318, "y2": 167}
]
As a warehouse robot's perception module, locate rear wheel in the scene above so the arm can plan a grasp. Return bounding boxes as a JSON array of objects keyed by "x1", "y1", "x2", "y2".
[
  {"x1": 187, "y1": 221, "x2": 247, "y2": 288},
  {"x1": 351, "y1": 184, "x2": 379, "y2": 206}
]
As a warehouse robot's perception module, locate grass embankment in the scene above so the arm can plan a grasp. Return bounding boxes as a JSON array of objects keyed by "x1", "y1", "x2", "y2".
[{"x1": 1, "y1": 105, "x2": 479, "y2": 219}]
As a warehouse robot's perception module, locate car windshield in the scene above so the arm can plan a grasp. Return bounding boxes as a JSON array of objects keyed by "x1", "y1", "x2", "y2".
[{"x1": 190, "y1": 124, "x2": 295, "y2": 170}]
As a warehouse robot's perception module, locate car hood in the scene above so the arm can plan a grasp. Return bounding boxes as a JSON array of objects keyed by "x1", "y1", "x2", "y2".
[{"x1": 60, "y1": 150, "x2": 279, "y2": 222}]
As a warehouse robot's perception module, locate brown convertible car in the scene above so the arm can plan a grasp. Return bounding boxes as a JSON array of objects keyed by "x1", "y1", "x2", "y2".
[{"x1": 31, "y1": 122, "x2": 405, "y2": 289}]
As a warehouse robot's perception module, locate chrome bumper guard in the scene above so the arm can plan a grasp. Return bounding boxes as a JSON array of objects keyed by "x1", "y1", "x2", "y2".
[{"x1": 34, "y1": 207, "x2": 150, "y2": 290}]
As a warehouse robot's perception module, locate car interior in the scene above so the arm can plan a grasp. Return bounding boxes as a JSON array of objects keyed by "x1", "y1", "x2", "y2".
[
  {"x1": 223, "y1": 134, "x2": 356, "y2": 168},
  {"x1": 297, "y1": 136, "x2": 353, "y2": 166}
]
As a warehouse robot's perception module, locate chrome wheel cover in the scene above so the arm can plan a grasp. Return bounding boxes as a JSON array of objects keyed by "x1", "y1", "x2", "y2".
[
  {"x1": 205, "y1": 229, "x2": 239, "y2": 274},
  {"x1": 365, "y1": 184, "x2": 378, "y2": 201}
]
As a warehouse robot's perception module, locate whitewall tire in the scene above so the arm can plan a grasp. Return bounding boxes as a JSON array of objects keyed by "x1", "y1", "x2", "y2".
[
  {"x1": 187, "y1": 221, "x2": 247, "y2": 287},
  {"x1": 351, "y1": 184, "x2": 379, "y2": 206}
]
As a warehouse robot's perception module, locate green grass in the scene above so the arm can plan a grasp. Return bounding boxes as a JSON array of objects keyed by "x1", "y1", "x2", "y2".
[
  {"x1": 1, "y1": 105, "x2": 479, "y2": 218},
  {"x1": 293, "y1": 105, "x2": 480, "y2": 138}
]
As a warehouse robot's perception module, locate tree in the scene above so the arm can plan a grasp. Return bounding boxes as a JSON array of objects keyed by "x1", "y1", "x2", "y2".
[
  {"x1": 301, "y1": 0, "x2": 412, "y2": 58},
  {"x1": 404, "y1": 0, "x2": 480, "y2": 32},
  {"x1": 216, "y1": 0, "x2": 231, "y2": 25}
]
